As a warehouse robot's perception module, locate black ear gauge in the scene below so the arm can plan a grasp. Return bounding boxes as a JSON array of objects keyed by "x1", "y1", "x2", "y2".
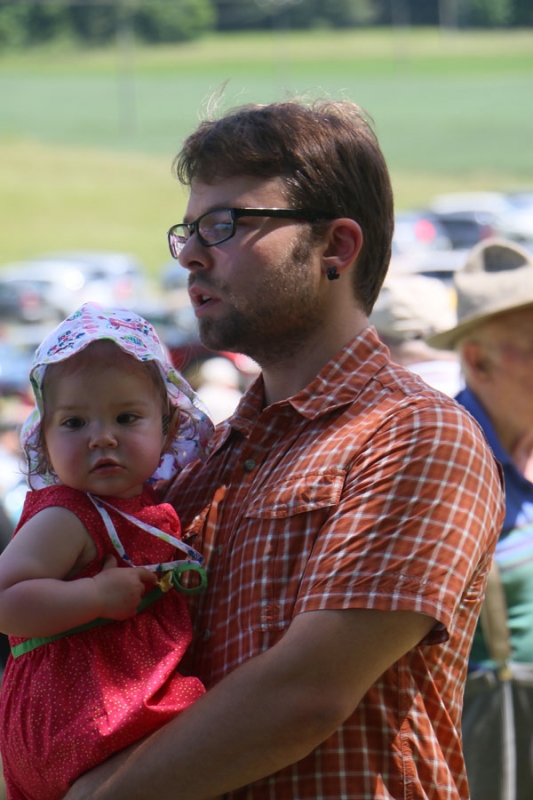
[
  {"x1": 327, "y1": 266, "x2": 340, "y2": 281},
  {"x1": 162, "y1": 414, "x2": 170, "y2": 436}
]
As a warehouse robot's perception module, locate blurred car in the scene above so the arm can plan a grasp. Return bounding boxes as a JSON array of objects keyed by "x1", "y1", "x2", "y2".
[
  {"x1": 429, "y1": 191, "x2": 510, "y2": 217},
  {"x1": 0, "y1": 340, "x2": 39, "y2": 396},
  {"x1": 498, "y1": 192, "x2": 533, "y2": 245},
  {"x1": 0, "y1": 251, "x2": 149, "y2": 321},
  {"x1": 429, "y1": 191, "x2": 533, "y2": 247},
  {"x1": 505, "y1": 191, "x2": 533, "y2": 211},
  {"x1": 0, "y1": 279, "x2": 58, "y2": 324},
  {"x1": 0, "y1": 323, "x2": 53, "y2": 395},
  {"x1": 430, "y1": 209, "x2": 497, "y2": 250},
  {"x1": 0, "y1": 341, "x2": 34, "y2": 396},
  {"x1": 392, "y1": 210, "x2": 452, "y2": 257},
  {"x1": 44, "y1": 251, "x2": 148, "y2": 307}
]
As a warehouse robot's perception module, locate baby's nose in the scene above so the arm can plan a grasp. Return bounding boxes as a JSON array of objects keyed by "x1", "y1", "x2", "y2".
[{"x1": 89, "y1": 424, "x2": 118, "y2": 448}]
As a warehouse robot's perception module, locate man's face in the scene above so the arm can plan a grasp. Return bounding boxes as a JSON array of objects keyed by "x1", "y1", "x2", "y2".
[
  {"x1": 472, "y1": 307, "x2": 533, "y2": 430},
  {"x1": 178, "y1": 175, "x2": 328, "y2": 366}
]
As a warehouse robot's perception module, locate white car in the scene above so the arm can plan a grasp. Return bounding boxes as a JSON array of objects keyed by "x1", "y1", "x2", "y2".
[
  {"x1": 429, "y1": 191, "x2": 533, "y2": 246},
  {"x1": 0, "y1": 251, "x2": 148, "y2": 320}
]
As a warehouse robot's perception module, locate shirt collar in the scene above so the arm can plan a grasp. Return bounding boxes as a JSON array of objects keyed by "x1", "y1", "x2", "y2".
[
  {"x1": 219, "y1": 325, "x2": 388, "y2": 438},
  {"x1": 288, "y1": 326, "x2": 390, "y2": 419}
]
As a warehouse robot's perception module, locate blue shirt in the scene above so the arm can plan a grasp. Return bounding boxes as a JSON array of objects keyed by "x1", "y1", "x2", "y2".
[{"x1": 457, "y1": 386, "x2": 533, "y2": 664}]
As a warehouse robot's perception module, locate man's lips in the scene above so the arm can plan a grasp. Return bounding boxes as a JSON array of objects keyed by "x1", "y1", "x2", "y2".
[{"x1": 188, "y1": 284, "x2": 221, "y2": 310}]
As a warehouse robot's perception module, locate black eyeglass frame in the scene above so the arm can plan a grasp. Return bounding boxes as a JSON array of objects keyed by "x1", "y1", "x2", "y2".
[{"x1": 167, "y1": 207, "x2": 336, "y2": 259}]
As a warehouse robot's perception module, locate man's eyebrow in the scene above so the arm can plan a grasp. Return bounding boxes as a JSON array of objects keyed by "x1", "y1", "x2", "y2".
[{"x1": 183, "y1": 205, "x2": 231, "y2": 224}]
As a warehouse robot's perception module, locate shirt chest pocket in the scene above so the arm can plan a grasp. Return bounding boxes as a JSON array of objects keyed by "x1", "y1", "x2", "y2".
[
  {"x1": 244, "y1": 467, "x2": 346, "y2": 520},
  {"x1": 233, "y1": 467, "x2": 346, "y2": 630}
]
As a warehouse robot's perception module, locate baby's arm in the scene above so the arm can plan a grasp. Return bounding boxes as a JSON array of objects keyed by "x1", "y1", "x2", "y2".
[{"x1": 0, "y1": 506, "x2": 156, "y2": 638}]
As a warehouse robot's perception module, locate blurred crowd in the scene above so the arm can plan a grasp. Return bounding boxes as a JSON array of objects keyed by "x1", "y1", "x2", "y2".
[{"x1": 0, "y1": 191, "x2": 532, "y2": 540}]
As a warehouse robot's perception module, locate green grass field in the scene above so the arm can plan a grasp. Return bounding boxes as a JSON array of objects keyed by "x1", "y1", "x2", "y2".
[{"x1": 1, "y1": 27, "x2": 533, "y2": 276}]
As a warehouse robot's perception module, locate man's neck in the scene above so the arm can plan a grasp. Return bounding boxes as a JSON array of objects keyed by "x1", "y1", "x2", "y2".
[{"x1": 261, "y1": 317, "x2": 368, "y2": 406}]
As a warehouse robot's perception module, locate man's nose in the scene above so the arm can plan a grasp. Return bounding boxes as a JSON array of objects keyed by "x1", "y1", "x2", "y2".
[{"x1": 178, "y1": 235, "x2": 212, "y2": 271}]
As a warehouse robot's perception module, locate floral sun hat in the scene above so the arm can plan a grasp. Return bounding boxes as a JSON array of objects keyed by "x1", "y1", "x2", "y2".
[{"x1": 21, "y1": 302, "x2": 214, "y2": 489}]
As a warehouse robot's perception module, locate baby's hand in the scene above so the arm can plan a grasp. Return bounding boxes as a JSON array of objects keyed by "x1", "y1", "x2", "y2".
[{"x1": 92, "y1": 554, "x2": 157, "y2": 620}]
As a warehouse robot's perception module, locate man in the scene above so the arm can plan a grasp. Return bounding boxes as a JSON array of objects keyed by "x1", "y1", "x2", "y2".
[
  {"x1": 427, "y1": 237, "x2": 533, "y2": 798},
  {"x1": 66, "y1": 99, "x2": 504, "y2": 800}
]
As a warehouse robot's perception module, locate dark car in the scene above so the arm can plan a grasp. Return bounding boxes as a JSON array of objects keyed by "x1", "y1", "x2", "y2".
[
  {"x1": 0, "y1": 279, "x2": 57, "y2": 324},
  {"x1": 431, "y1": 209, "x2": 497, "y2": 250}
]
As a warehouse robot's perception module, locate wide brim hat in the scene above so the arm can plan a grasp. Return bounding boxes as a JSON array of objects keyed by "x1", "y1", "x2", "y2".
[
  {"x1": 427, "y1": 238, "x2": 533, "y2": 350},
  {"x1": 370, "y1": 273, "x2": 457, "y2": 341},
  {"x1": 22, "y1": 302, "x2": 214, "y2": 488}
]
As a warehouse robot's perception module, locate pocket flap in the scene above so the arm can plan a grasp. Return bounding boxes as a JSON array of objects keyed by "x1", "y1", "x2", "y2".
[{"x1": 244, "y1": 467, "x2": 346, "y2": 519}]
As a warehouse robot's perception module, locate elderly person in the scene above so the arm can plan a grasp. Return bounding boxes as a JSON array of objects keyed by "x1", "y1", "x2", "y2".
[{"x1": 428, "y1": 237, "x2": 533, "y2": 800}]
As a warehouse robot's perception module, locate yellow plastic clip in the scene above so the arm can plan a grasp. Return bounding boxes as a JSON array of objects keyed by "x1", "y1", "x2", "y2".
[{"x1": 157, "y1": 571, "x2": 174, "y2": 593}]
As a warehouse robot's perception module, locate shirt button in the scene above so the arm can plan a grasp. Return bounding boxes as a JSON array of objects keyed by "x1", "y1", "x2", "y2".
[
  {"x1": 202, "y1": 629, "x2": 211, "y2": 641},
  {"x1": 216, "y1": 545, "x2": 224, "y2": 556},
  {"x1": 243, "y1": 458, "x2": 256, "y2": 472}
]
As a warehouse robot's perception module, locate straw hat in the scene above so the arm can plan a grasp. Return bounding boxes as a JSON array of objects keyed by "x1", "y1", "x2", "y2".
[
  {"x1": 427, "y1": 238, "x2": 533, "y2": 350},
  {"x1": 371, "y1": 274, "x2": 456, "y2": 341}
]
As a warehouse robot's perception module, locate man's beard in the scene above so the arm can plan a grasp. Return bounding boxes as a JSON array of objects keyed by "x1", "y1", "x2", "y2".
[{"x1": 198, "y1": 232, "x2": 325, "y2": 367}]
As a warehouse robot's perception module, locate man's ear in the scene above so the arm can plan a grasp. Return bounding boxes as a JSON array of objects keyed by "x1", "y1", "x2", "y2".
[
  {"x1": 461, "y1": 341, "x2": 493, "y2": 381},
  {"x1": 321, "y1": 218, "x2": 363, "y2": 278}
]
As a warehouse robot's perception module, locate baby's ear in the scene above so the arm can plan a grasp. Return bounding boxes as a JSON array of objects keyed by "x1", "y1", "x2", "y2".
[{"x1": 161, "y1": 407, "x2": 181, "y2": 452}]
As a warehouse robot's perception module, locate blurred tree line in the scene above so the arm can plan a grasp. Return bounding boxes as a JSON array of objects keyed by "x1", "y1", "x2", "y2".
[{"x1": 0, "y1": 0, "x2": 531, "y2": 47}]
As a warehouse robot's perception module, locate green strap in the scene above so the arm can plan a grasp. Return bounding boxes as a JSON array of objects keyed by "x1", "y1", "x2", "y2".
[
  {"x1": 10, "y1": 563, "x2": 207, "y2": 660},
  {"x1": 11, "y1": 585, "x2": 164, "y2": 659}
]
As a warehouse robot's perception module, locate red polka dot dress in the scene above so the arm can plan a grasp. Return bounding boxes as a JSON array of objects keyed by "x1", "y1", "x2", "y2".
[{"x1": 0, "y1": 484, "x2": 205, "y2": 800}]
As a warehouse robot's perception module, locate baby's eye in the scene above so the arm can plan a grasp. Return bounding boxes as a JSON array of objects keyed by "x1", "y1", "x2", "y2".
[
  {"x1": 117, "y1": 413, "x2": 140, "y2": 425},
  {"x1": 62, "y1": 417, "x2": 84, "y2": 430}
]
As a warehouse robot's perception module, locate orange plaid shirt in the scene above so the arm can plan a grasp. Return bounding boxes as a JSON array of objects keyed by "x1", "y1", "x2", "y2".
[{"x1": 169, "y1": 326, "x2": 505, "y2": 800}]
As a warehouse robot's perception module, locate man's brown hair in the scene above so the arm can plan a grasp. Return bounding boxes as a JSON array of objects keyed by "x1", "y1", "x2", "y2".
[{"x1": 173, "y1": 98, "x2": 394, "y2": 314}]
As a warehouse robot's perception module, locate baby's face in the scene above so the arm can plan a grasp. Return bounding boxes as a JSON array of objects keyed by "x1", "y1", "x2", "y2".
[{"x1": 43, "y1": 361, "x2": 166, "y2": 498}]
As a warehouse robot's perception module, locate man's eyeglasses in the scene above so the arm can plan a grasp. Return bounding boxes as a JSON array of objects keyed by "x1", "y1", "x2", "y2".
[{"x1": 167, "y1": 207, "x2": 335, "y2": 259}]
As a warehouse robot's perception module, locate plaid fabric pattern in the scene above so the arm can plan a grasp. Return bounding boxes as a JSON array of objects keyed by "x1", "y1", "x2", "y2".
[{"x1": 168, "y1": 326, "x2": 505, "y2": 800}]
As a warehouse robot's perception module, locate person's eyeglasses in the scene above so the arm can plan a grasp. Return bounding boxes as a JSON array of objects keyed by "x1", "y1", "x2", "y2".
[{"x1": 167, "y1": 207, "x2": 335, "y2": 259}]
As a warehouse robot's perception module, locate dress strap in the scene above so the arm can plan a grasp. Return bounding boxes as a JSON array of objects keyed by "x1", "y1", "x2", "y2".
[
  {"x1": 11, "y1": 583, "x2": 163, "y2": 658},
  {"x1": 10, "y1": 495, "x2": 208, "y2": 659},
  {"x1": 88, "y1": 495, "x2": 205, "y2": 570}
]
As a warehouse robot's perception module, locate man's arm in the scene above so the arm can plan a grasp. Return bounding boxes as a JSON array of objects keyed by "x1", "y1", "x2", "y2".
[{"x1": 65, "y1": 606, "x2": 434, "y2": 800}]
